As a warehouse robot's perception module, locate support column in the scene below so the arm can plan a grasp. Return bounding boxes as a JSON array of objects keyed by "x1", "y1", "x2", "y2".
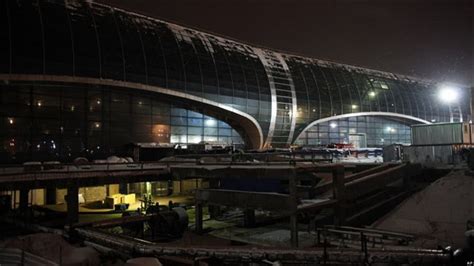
[
  {"x1": 208, "y1": 179, "x2": 220, "y2": 219},
  {"x1": 45, "y1": 187, "x2": 56, "y2": 205},
  {"x1": 19, "y1": 188, "x2": 29, "y2": 211},
  {"x1": 243, "y1": 209, "x2": 256, "y2": 227},
  {"x1": 290, "y1": 214, "x2": 298, "y2": 248},
  {"x1": 289, "y1": 169, "x2": 299, "y2": 248},
  {"x1": 66, "y1": 185, "x2": 79, "y2": 225},
  {"x1": 195, "y1": 202, "x2": 203, "y2": 234},
  {"x1": 332, "y1": 164, "x2": 346, "y2": 226},
  {"x1": 119, "y1": 183, "x2": 128, "y2": 194}
]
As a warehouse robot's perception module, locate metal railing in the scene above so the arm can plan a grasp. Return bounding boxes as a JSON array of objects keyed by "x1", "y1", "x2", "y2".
[
  {"x1": 173, "y1": 150, "x2": 335, "y2": 165},
  {"x1": 0, "y1": 161, "x2": 166, "y2": 175}
]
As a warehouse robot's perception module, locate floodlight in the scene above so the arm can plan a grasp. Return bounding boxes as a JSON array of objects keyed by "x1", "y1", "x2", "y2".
[{"x1": 438, "y1": 86, "x2": 459, "y2": 103}]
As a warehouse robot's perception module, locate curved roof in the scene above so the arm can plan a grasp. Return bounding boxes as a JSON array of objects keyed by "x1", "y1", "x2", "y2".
[{"x1": 0, "y1": 0, "x2": 470, "y2": 147}]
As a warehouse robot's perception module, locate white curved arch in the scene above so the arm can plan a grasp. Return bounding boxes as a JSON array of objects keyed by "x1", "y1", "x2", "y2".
[
  {"x1": 295, "y1": 111, "x2": 431, "y2": 142},
  {"x1": 0, "y1": 74, "x2": 264, "y2": 149}
]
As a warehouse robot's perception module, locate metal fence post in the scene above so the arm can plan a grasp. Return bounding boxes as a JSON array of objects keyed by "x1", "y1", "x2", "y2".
[
  {"x1": 323, "y1": 235, "x2": 328, "y2": 265},
  {"x1": 21, "y1": 239, "x2": 25, "y2": 266}
]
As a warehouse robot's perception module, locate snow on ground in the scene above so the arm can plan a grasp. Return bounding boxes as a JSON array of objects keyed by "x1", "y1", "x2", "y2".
[
  {"x1": 373, "y1": 170, "x2": 474, "y2": 248},
  {"x1": 0, "y1": 233, "x2": 100, "y2": 265},
  {"x1": 335, "y1": 155, "x2": 383, "y2": 164}
]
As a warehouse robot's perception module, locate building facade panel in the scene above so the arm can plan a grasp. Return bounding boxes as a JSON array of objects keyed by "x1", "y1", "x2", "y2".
[
  {"x1": 9, "y1": 0, "x2": 45, "y2": 74},
  {"x1": 0, "y1": 81, "x2": 244, "y2": 163},
  {"x1": 0, "y1": 0, "x2": 10, "y2": 74},
  {"x1": 68, "y1": 0, "x2": 101, "y2": 78},
  {"x1": 40, "y1": 0, "x2": 74, "y2": 76}
]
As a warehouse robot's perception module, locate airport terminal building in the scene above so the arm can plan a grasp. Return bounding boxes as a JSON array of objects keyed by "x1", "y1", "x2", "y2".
[{"x1": 0, "y1": 0, "x2": 471, "y2": 162}]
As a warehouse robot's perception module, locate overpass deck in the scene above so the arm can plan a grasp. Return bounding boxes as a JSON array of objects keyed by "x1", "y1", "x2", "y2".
[{"x1": 0, "y1": 161, "x2": 357, "y2": 190}]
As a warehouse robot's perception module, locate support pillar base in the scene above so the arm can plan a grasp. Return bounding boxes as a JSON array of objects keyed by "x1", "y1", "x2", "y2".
[
  {"x1": 195, "y1": 202, "x2": 203, "y2": 234},
  {"x1": 66, "y1": 185, "x2": 79, "y2": 225}
]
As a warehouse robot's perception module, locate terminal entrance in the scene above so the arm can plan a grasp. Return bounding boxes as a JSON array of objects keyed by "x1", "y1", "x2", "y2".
[{"x1": 349, "y1": 133, "x2": 367, "y2": 148}]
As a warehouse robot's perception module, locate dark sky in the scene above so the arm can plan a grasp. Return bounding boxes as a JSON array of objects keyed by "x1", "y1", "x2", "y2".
[{"x1": 99, "y1": 0, "x2": 473, "y2": 86}]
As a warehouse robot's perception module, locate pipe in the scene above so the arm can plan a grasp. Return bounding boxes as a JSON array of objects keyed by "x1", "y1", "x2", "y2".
[{"x1": 75, "y1": 228, "x2": 451, "y2": 263}]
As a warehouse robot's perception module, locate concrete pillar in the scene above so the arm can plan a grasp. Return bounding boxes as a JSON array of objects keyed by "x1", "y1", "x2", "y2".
[
  {"x1": 66, "y1": 185, "x2": 79, "y2": 225},
  {"x1": 119, "y1": 183, "x2": 128, "y2": 194},
  {"x1": 290, "y1": 214, "x2": 299, "y2": 248},
  {"x1": 208, "y1": 179, "x2": 220, "y2": 219},
  {"x1": 243, "y1": 209, "x2": 256, "y2": 227},
  {"x1": 332, "y1": 165, "x2": 346, "y2": 226},
  {"x1": 19, "y1": 188, "x2": 29, "y2": 211},
  {"x1": 289, "y1": 169, "x2": 299, "y2": 248},
  {"x1": 45, "y1": 187, "x2": 56, "y2": 205},
  {"x1": 195, "y1": 202, "x2": 203, "y2": 234}
]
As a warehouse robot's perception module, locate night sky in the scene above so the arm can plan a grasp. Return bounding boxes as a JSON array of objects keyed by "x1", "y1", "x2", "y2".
[{"x1": 99, "y1": 0, "x2": 473, "y2": 86}]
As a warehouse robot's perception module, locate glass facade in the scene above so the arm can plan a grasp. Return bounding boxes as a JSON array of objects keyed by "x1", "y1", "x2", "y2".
[
  {"x1": 0, "y1": 81, "x2": 243, "y2": 163},
  {"x1": 284, "y1": 57, "x2": 468, "y2": 143},
  {"x1": 0, "y1": 0, "x2": 471, "y2": 155},
  {"x1": 295, "y1": 116, "x2": 412, "y2": 147},
  {"x1": 169, "y1": 108, "x2": 242, "y2": 146}
]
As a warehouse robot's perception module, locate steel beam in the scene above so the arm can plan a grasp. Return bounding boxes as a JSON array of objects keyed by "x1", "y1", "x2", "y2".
[
  {"x1": 345, "y1": 163, "x2": 421, "y2": 200},
  {"x1": 195, "y1": 189, "x2": 293, "y2": 211},
  {"x1": 332, "y1": 164, "x2": 346, "y2": 226}
]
